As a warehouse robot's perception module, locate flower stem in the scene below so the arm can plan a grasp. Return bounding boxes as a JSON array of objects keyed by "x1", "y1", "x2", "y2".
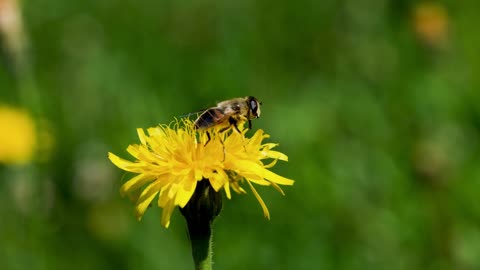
[
  {"x1": 180, "y1": 180, "x2": 222, "y2": 270},
  {"x1": 186, "y1": 219, "x2": 213, "y2": 270}
]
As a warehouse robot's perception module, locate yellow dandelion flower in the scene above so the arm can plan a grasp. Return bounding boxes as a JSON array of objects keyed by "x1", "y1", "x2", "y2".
[
  {"x1": 0, "y1": 105, "x2": 36, "y2": 164},
  {"x1": 108, "y1": 119, "x2": 294, "y2": 228}
]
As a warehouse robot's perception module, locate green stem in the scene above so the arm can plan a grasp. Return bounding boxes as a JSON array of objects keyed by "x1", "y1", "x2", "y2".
[
  {"x1": 187, "y1": 219, "x2": 213, "y2": 270},
  {"x1": 180, "y1": 180, "x2": 222, "y2": 270}
]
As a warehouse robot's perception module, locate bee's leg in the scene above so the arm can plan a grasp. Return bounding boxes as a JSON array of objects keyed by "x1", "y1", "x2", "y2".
[
  {"x1": 219, "y1": 126, "x2": 230, "y2": 133},
  {"x1": 229, "y1": 117, "x2": 242, "y2": 134},
  {"x1": 204, "y1": 131, "x2": 211, "y2": 146},
  {"x1": 248, "y1": 119, "x2": 252, "y2": 129},
  {"x1": 204, "y1": 128, "x2": 226, "y2": 160},
  {"x1": 210, "y1": 127, "x2": 227, "y2": 161},
  {"x1": 219, "y1": 135, "x2": 226, "y2": 161},
  {"x1": 228, "y1": 117, "x2": 247, "y2": 152}
]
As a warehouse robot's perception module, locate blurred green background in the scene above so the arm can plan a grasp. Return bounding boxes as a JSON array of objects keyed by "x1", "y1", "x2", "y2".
[{"x1": 2, "y1": 0, "x2": 480, "y2": 269}]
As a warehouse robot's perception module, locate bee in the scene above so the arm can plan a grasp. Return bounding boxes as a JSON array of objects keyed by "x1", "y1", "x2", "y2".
[{"x1": 194, "y1": 96, "x2": 262, "y2": 134}]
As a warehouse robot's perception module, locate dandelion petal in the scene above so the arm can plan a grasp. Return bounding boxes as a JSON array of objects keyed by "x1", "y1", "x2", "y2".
[
  {"x1": 265, "y1": 150, "x2": 288, "y2": 161},
  {"x1": 120, "y1": 173, "x2": 156, "y2": 195},
  {"x1": 108, "y1": 152, "x2": 143, "y2": 173},
  {"x1": 175, "y1": 177, "x2": 197, "y2": 208},
  {"x1": 137, "y1": 128, "x2": 147, "y2": 145},
  {"x1": 263, "y1": 169, "x2": 294, "y2": 185},
  {"x1": 247, "y1": 180, "x2": 270, "y2": 219},
  {"x1": 224, "y1": 181, "x2": 232, "y2": 199},
  {"x1": 161, "y1": 200, "x2": 175, "y2": 228},
  {"x1": 136, "y1": 191, "x2": 159, "y2": 220}
]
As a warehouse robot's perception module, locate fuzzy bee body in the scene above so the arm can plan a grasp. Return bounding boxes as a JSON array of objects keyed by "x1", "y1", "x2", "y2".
[{"x1": 194, "y1": 96, "x2": 261, "y2": 131}]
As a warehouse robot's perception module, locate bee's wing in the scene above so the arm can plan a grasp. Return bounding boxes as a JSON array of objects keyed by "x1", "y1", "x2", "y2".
[
  {"x1": 194, "y1": 107, "x2": 229, "y2": 129},
  {"x1": 179, "y1": 110, "x2": 205, "y2": 119}
]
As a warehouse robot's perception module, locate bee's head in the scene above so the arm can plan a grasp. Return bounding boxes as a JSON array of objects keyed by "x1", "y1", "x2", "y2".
[{"x1": 246, "y1": 96, "x2": 261, "y2": 119}]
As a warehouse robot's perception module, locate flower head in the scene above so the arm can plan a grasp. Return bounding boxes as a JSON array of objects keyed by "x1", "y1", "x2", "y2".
[
  {"x1": 0, "y1": 105, "x2": 36, "y2": 164},
  {"x1": 108, "y1": 119, "x2": 294, "y2": 228}
]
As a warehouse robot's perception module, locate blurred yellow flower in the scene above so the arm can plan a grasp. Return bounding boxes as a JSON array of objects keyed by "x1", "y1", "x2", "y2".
[
  {"x1": 413, "y1": 2, "x2": 449, "y2": 48},
  {"x1": 109, "y1": 119, "x2": 294, "y2": 228},
  {"x1": 0, "y1": 105, "x2": 36, "y2": 164}
]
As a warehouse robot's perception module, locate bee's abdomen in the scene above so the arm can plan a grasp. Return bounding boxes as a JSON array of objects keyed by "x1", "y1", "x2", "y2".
[{"x1": 194, "y1": 108, "x2": 225, "y2": 129}]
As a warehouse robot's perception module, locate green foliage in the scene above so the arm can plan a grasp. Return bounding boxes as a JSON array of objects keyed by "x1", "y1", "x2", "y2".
[{"x1": 2, "y1": 0, "x2": 480, "y2": 269}]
